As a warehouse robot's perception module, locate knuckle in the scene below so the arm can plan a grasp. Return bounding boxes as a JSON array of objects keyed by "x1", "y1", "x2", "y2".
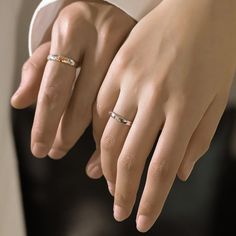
[
  {"x1": 152, "y1": 78, "x2": 168, "y2": 95},
  {"x1": 101, "y1": 133, "x2": 116, "y2": 152},
  {"x1": 173, "y1": 96, "x2": 189, "y2": 114},
  {"x1": 53, "y1": 21, "x2": 76, "y2": 42},
  {"x1": 58, "y1": 2, "x2": 87, "y2": 24},
  {"x1": 32, "y1": 128, "x2": 46, "y2": 144},
  {"x1": 118, "y1": 154, "x2": 137, "y2": 174},
  {"x1": 72, "y1": 1, "x2": 91, "y2": 15},
  {"x1": 99, "y1": 21, "x2": 122, "y2": 44},
  {"x1": 113, "y1": 47, "x2": 132, "y2": 71},
  {"x1": 39, "y1": 85, "x2": 59, "y2": 107},
  {"x1": 54, "y1": 3, "x2": 90, "y2": 39},
  {"x1": 115, "y1": 191, "x2": 133, "y2": 208},
  {"x1": 149, "y1": 160, "x2": 171, "y2": 181},
  {"x1": 139, "y1": 201, "x2": 159, "y2": 218},
  {"x1": 144, "y1": 81, "x2": 168, "y2": 104},
  {"x1": 94, "y1": 99, "x2": 109, "y2": 118},
  {"x1": 22, "y1": 60, "x2": 39, "y2": 73},
  {"x1": 99, "y1": 24, "x2": 113, "y2": 43}
]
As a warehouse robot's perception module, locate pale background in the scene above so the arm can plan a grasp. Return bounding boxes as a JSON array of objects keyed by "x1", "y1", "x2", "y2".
[{"x1": 0, "y1": 1, "x2": 38, "y2": 235}]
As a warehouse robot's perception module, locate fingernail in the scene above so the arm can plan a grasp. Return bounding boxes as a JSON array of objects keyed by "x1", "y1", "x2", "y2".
[
  {"x1": 107, "y1": 181, "x2": 114, "y2": 196},
  {"x1": 113, "y1": 205, "x2": 127, "y2": 222},
  {"x1": 87, "y1": 165, "x2": 102, "y2": 179},
  {"x1": 48, "y1": 148, "x2": 66, "y2": 159},
  {"x1": 136, "y1": 215, "x2": 151, "y2": 233},
  {"x1": 32, "y1": 142, "x2": 48, "y2": 158}
]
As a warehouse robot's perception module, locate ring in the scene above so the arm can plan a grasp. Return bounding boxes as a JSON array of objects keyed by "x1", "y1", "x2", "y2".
[
  {"x1": 109, "y1": 111, "x2": 132, "y2": 126},
  {"x1": 47, "y1": 54, "x2": 79, "y2": 68}
]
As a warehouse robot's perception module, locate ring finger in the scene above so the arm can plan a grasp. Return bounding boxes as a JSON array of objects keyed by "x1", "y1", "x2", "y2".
[
  {"x1": 100, "y1": 90, "x2": 137, "y2": 194},
  {"x1": 31, "y1": 18, "x2": 86, "y2": 158},
  {"x1": 113, "y1": 96, "x2": 164, "y2": 222}
]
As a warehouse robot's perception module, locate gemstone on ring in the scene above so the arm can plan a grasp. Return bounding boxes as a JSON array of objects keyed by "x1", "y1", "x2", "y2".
[
  {"x1": 47, "y1": 54, "x2": 79, "y2": 68},
  {"x1": 109, "y1": 111, "x2": 132, "y2": 126}
]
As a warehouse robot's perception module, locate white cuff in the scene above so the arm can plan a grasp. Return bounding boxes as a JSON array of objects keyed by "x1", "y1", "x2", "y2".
[
  {"x1": 28, "y1": 0, "x2": 236, "y2": 106},
  {"x1": 28, "y1": 0, "x2": 161, "y2": 56},
  {"x1": 29, "y1": 0, "x2": 66, "y2": 56}
]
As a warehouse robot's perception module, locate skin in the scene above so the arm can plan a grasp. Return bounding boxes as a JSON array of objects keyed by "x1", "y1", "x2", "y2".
[
  {"x1": 11, "y1": 0, "x2": 136, "y2": 172},
  {"x1": 11, "y1": 0, "x2": 236, "y2": 233},
  {"x1": 91, "y1": 0, "x2": 236, "y2": 232}
]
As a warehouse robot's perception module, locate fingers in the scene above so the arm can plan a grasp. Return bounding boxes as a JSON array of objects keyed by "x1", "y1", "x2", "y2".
[
  {"x1": 47, "y1": 50, "x2": 96, "y2": 159},
  {"x1": 31, "y1": 59, "x2": 78, "y2": 158},
  {"x1": 86, "y1": 150, "x2": 103, "y2": 179},
  {"x1": 100, "y1": 91, "x2": 137, "y2": 195},
  {"x1": 33, "y1": 1, "x2": 135, "y2": 160},
  {"x1": 177, "y1": 92, "x2": 228, "y2": 181},
  {"x1": 113, "y1": 101, "x2": 164, "y2": 222},
  {"x1": 11, "y1": 42, "x2": 50, "y2": 109},
  {"x1": 86, "y1": 70, "x2": 120, "y2": 178},
  {"x1": 136, "y1": 111, "x2": 193, "y2": 233},
  {"x1": 31, "y1": 14, "x2": 85, "y2": 158},
  {"x1": 48, "y1": 26, "x2": 123, "y2": 160}
]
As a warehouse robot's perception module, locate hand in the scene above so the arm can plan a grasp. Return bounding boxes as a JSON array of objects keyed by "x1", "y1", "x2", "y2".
[
  {"x1": 92, "y1": 0, "x2": 236, "y2": 232},
  {"x1": 11, "y1": 1, "x2": 135, "y2": 175}
]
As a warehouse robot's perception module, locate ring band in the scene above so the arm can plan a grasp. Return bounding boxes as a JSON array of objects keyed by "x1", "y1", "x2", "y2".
[
  {"x1": 109, "y1": 111, "x2": 132, "y2": 126},
  {"x1": 47, "y1": 54, "x2": 79, "y2": 68}
]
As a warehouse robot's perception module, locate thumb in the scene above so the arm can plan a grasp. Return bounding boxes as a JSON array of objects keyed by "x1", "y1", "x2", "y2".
[{"x1": 11, "y1": 42, "x2": 50, "y2": 109}]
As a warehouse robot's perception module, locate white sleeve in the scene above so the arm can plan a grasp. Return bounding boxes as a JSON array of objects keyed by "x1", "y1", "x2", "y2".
[
  {"x1": 28, "y1": 0, "x2": 161, "y2": 55},
  {"x1": 105, "y1": 0, "x2": 161, "y2": 20},
  {"x1": 28, "y1": 0, "x2": 236, "y2": 107},
  {"x1": 28, "y1": 0, "x2": 65, "y2": 56}
]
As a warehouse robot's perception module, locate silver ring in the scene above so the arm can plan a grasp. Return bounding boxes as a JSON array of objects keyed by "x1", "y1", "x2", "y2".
[
  {"x1": 109, "y1": 111, "x2": 132, "y2": 126},
  {"x1": 47, "y1": 54, "x2": 79, "y2": 68}
]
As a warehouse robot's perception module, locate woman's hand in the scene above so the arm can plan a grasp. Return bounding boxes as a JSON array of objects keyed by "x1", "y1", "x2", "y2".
[
  {"x1": 92, "y1": 0, "x2": 236, "y2": 232},
  {"x1": 11, "y1": 1, "x2": 135, "y2": 172}
]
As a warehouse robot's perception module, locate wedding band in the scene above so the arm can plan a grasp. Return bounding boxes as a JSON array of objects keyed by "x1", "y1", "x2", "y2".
[
  {"x1": 47, "y1": 54, "x2": 79, "y2": 68},
  {"x1": 109, "y1": 111, "x2": 132, "y2": 126}
]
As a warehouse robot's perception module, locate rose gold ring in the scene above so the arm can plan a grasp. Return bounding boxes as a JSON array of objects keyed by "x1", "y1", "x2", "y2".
[
  {"x1": 47, "y1": 54, "x2": 79, "y2": 68},
  {"x1": 109, "y1": 111, "x2": 132, "y2": 126}
]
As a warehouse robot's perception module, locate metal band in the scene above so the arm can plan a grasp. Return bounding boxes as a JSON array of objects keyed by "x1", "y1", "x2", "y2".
[
  {"x1": 109, "y1": 111, "x2": 132, "y2": 126},
  {"x1": 47, "y1": 54, "x2": 79, "y2": 68}
]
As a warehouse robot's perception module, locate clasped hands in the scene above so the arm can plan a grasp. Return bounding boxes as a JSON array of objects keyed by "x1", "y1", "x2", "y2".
[{"x1": 11, "y1": 0, "x2": 236, "y2": 233}]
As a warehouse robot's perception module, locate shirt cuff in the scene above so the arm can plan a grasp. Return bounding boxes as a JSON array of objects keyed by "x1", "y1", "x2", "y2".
[
  {"x1": 28, "y1": 0, "x2": 65, "y2": 56},
  {"x1": 28, "y1": 0, "x2": 161, "y2": 56}
]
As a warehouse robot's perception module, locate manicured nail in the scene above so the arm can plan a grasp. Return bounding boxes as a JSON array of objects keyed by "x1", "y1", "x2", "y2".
[
  {"x1": 136, "y1": 215, "x2": 151, "y2": 233},
  {"x1": 113, "y1": 205, "x2": 127, "y2": 222},
  {"x1": 87, "y1": 165, "x2": 102, "y2": 179},
  {"x1": 107, "y1": 181, "x2": 114, "y2": 196},
  {"x1": 48, "y1": 148, "x2": 66, "y2": 159},
  {"x1": 32, "y1": 142, "x2": 48, "y2": 158}
]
